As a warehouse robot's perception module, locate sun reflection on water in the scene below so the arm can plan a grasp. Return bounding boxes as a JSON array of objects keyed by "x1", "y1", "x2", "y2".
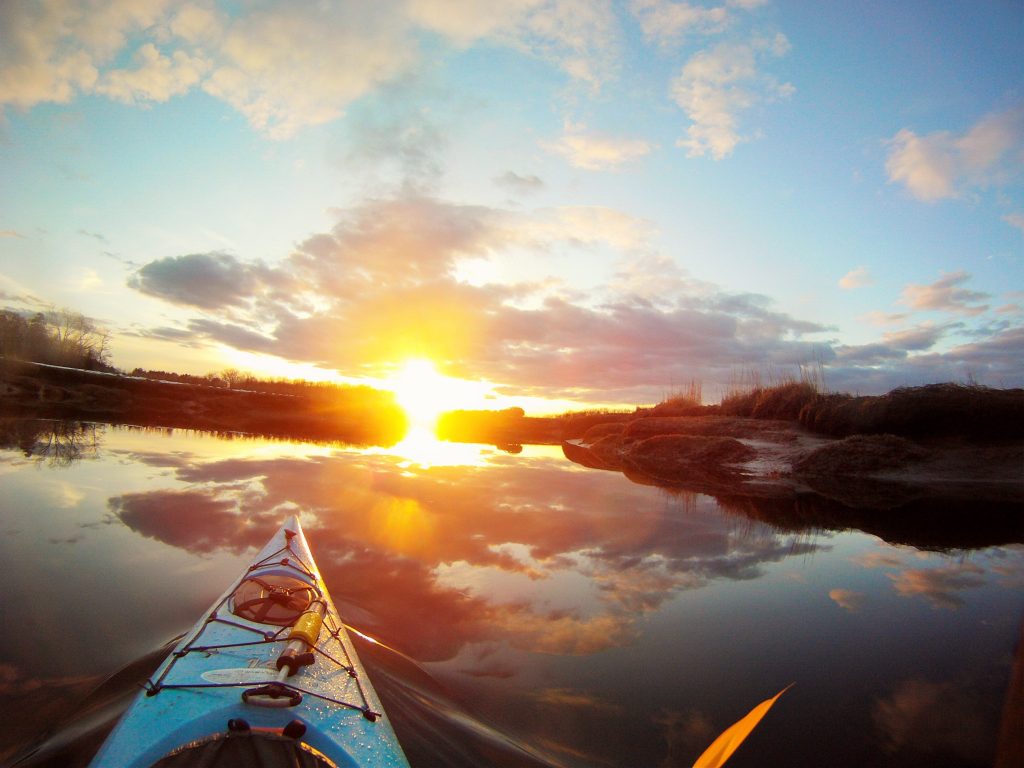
[{"x1": 383, "y1": 426, "x2": 497, "y2": 468}]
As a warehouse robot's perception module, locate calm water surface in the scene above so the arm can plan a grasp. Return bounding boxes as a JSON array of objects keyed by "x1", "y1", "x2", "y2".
[{"x1": 1, "y1": 420, "x2": 1021, "y2": 767}]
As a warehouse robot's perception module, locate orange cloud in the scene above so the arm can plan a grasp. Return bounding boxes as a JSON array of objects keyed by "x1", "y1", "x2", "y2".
[
  {"x1": 110, "y1": 447, "x2": 822, "y2": 662},
  {"x1": 886, "y1": 562, "x2": 985, "y2": 610}
]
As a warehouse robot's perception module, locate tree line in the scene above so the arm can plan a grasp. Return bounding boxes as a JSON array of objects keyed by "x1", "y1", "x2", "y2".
[
  {"x1": 0, "y1": 309, "x2": 113, "y2": 371},
  {"x1": 1, "y1": 306, "x2": 398, "y2": 407}
]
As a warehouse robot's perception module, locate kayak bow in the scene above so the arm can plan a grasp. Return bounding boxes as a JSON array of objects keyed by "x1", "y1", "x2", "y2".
[{"x1": 89, "y1": 516, "x2": 410, "y2": 768}]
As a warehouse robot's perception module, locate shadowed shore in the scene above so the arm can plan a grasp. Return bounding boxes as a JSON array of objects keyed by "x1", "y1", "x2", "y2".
[
  {"x1": 0, "y1": 358, "x2": 409, "y2": 446},
  {"x1": 440, "y1": 382, "x2": 1023, "y2": 550},
  {"x1": 556, "y1": 383, "x2": 1023, "y2": 550}
]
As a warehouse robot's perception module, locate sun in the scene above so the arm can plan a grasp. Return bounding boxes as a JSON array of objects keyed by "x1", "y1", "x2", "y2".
[{"x1": 387, "y1": 359, "x2": 492, "y2": 429}]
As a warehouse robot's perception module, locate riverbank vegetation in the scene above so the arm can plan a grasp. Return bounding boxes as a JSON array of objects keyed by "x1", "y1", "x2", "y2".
[
  {"x1": 0, "y1": 359, "x2": 408, "y2": 446},
  {"x1": 1, "y1": 308, "x2": 114, "y2": 371}
]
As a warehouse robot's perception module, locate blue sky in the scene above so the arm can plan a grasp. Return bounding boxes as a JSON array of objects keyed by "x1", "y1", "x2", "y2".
[{"x1": 1, "y1": 0, "x2": 1022, "y2": 408}]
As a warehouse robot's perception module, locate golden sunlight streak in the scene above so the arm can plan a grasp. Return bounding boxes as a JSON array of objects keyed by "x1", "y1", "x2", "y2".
[
  {"x1": 219, "y1": 347, "x2": 347, "y2": 383},
  {"x1": 369, "y1": 495, "x2": 435, "y2": 556},
  {"x1": 387, "y1": 358, "x2": 494, "y2": 429}
]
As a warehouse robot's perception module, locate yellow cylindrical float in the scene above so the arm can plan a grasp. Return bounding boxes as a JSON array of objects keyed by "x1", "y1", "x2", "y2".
[
  {"x1": 288, "y1": 609, "x2": 324, "y2": 648},
  {"x1": 275, "y1": 600, "x2": 327, "y2": 676}
]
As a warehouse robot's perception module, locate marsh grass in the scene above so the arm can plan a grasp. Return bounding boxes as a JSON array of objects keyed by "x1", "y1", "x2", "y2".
[
  {"x1": 801, "y1": 382, "x2": 1024, "y2": 439},
  {"x1": 652, "y1": 379, "x2": 704, "y2": 415},
  {"x1": 719, "y1": 363, "x2": 826, "y2": 420}
]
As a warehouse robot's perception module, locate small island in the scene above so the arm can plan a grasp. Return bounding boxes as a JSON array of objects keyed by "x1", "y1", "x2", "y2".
[{"x1": 441, "y1": 380, "x2": 1024, "y2": 549}]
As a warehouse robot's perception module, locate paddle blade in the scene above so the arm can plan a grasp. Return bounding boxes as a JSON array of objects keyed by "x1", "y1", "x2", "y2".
[{"x1": 692, "y1": 684, "x2": 792, "y2": 768}]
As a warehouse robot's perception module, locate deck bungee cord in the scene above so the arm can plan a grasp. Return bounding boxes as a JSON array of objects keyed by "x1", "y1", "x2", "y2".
[
  {"x1": 140, "y1": 530, "x2": 381, "y2": 720},
  {"x1": 88, "y1": 517, "x2": 410, "y2": 768}
]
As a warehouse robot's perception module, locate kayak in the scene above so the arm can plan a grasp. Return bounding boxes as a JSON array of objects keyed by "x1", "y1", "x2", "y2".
[{"x1": 89, "y1": 516, "x2": 410, "y2": 768}]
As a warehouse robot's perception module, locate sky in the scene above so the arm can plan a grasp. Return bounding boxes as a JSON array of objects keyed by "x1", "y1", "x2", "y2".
[{"x1": 1, "y1": 0, "x2": 1022, "y2": 411}]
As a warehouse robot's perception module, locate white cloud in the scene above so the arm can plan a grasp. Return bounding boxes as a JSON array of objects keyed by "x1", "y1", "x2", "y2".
[
  {"x1": 885, "y1": 104, "x2": 1024, "y2": 202},
  {"x1": 98, "y1": 44, "x2": 207, "y2": 104},
  {"x1": 630, "y1": 0, "x2": 731, "y2": 43},
  {"x1": 611, "y1": 252, "x2": 714, "y2": 302},
  {"x1": 670, "y1": 34, "x2": 793, "y2": 159},
  {"x1": 0, "y1": 0, "x2": 170, "y2": 107},
  {"x1": 165, "y1": 2, "x2": 226, "y2": 46},
  {"x1": 405, "y1": 0, "x2": 538, "y2": 43},
  {"x1": 543, "y1": 124, "x2": 654, "y2": 170},
  {"x1": 0, "y1": 1, "x2": 414, "y2": 137},
  {"x1": 407, "y1": 0, "x2": 620, "y2": 89},
  {"x1": 0, "y1": 0, "x2": 619, "y2": 138},
  {"x1": 838, "y1": 266, "x2": 873, "y2": 289},
  {"x1": 523, "y1": 205, "x2": 653, "y2": 250},
  {"x1": 201, "y1": 5, "x2": 416, "y2": 139}
]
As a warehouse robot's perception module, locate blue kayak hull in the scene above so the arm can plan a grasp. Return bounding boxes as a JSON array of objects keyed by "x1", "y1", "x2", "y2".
[{"x1": 89, "y1": 516, "x2": 410, "y2": 768}]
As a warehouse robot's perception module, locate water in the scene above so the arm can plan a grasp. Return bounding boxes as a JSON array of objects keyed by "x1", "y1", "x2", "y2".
[{"x1": 1, "y1": 419, "x2": 1021, "y2": 767}]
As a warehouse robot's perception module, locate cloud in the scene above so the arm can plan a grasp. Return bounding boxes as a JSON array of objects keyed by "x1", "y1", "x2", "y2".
[
  {"x1": 0, "y1": 1, "x2": 619, "y2": 138},
  {"x1": 670, "y1": 34, "x2": 794, "y2": 159},
  {"x1": 872, "y1": 679, "x2": 994, "y2": 763},
  {"x1": 833, "y1": 343, "x2": 907, "y2": 366},
  {"x1": 0, "y1": 272, "x2": 45, "y2": 306},
  {"x1": 885, "y1": 104, "x2": 1024, "y2": 202},
  {"x1": 0, "y1": 0, "x2": 169, "y2": 108},
  {"x1": 0, "y1": 230, "x2": 26, "y2": 238},
  {"x1": 128, "y1": 252, "x2": 278, "y2": 310},
  {"x1": 110, "y1": 489, "x2": 259, "y2": 553},
  {"x1": 611, "y1": 252, "x2": 714, "y2": 302},
  {"x1": 97, "y1": 43, "x2": 207, "y2": 104},
  {"x1": 187, "y1": 318, "x2": 276, "y2": 353},
  {"x1": 125, "y1": 186, "x2": 1024, "y2": 402},
  {"x1": 0, "y1": 2, "x2": 413, "y2": 137},
  {"x1": 408, "y1": 0, "x2": 621, "y2": 89},
  {"x1": 1004, "y1": 212, "x2": 1024, "y2": 233},
  {"x1": 108, "y1": 448, "x2": 825, "y2": 661},
  {"x1": 201, "y1": 4, "x2": 416, "y2": 139},
  {"x1": 543, "y1": 124, "x2": 655, "y2": 170},
  {"x1": 340, "y1": 91, "x2": 449, "y2": 192},
  {"x1": 900, "y1": 271, "x2": 990, "y2": 316},
  {"x1": 123, "y1": 190, "x2": 834, "y2": 401},
  {"x1": 829, "y1": 588, "x2": 865, "y2": 612},
  {"x1": 940, "y1": 325, "x2": 1024, "y2": 379},
  {"x1": 887, "y1": 562, "x2": 985, "y2": 610},
  {"x1": 862, "y1": 310, "x2": 909, "y2": 327},
  {"x1": 838, "y1": 266, "x2": 873, "y2": 290},
  {"x1": 630, "y1": 0, "x2": 731, "y2": 44},
  {"x1": 880, "y1": 323, "x2": 945, "y2": 351},
  {"x1": 852, "y1": 551, "x2": 906, "y2": 570},
  {"x1": 494, "y1": 171, "x2": 546, "y2": 195},
  {"x1": 163, "y1": 2, "x2": 226, "y2": 46}
]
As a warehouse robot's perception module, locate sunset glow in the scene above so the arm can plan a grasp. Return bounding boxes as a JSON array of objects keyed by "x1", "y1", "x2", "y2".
[
  {"x1": 387, "y1": 359, "x2": 494, "y2": 429},
  {"x1": 1, "y1": 2, "x2": 1022, "y2": 404}
]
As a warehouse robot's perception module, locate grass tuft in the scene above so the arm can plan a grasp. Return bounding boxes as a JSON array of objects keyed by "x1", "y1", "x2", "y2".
[{"x1": 719, "y1": 364, "x2": 826, "y2": 421}]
